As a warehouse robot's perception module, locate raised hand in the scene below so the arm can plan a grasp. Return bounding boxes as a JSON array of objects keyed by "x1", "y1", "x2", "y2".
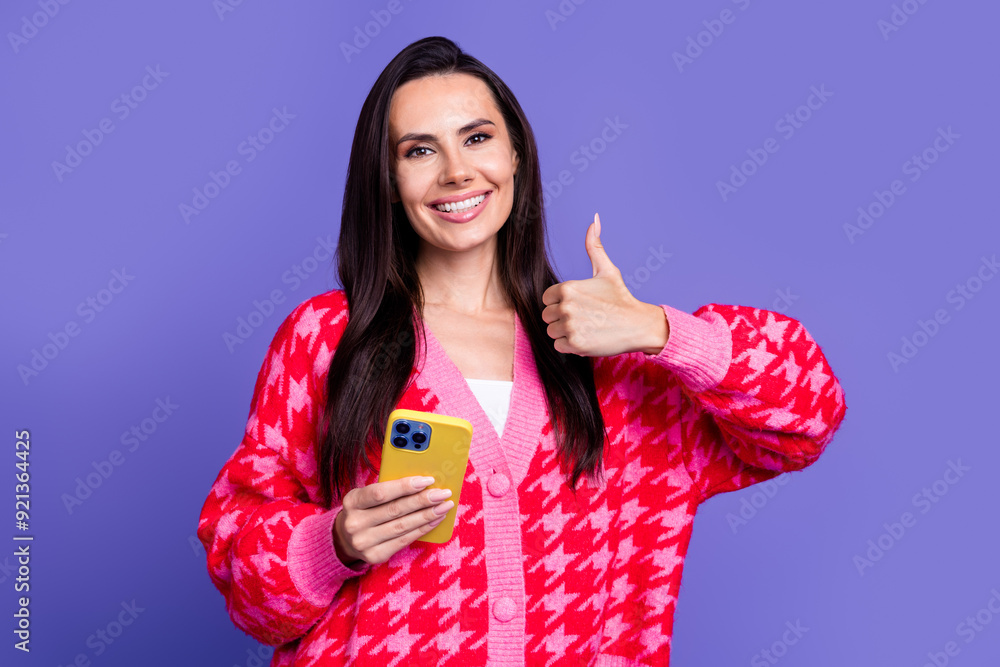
[{"x1": 541, "y1": 213, "x2": 669, "y2": 357}]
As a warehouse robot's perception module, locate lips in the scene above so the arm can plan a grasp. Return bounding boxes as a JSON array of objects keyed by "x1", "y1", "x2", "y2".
[
  {"x1": 427, "y1": 190, "x2": 492, "y2": 224},
  {"x1": 427, "y1": 189, "x2": 492, "y2": 207}
]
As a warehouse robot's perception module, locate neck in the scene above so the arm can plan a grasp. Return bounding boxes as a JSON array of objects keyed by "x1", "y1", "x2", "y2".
[{"x1": 415, "y1": 239, "x2": 509, "y2": 315}]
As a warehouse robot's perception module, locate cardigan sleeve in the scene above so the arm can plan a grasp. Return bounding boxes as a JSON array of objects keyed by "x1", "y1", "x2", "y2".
[
  {"x1": 196, "y1": 296, "x2": 372, "y2": 646},
  {"x1": 641, "y1": 303, "x2": 847, "y2": 503}
]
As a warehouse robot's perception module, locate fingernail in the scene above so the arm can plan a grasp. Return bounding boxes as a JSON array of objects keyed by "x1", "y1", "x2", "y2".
[
  {"x1": 413, "y1": 476, "x2": 435, "y2": 489},
  {"x1": 434, "y1": 500, "x2": 455, "y2": 515},
  {"x1": 429, "y1": 488, "x2": 452, "y2": 502}
]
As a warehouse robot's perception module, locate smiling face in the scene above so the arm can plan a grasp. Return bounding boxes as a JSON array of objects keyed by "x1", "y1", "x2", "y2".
[{"x1": 388, "y1": 72, "x2": 519, "y2": 264}]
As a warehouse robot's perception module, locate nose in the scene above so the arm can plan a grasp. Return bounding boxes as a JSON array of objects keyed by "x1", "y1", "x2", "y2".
[{"x1": 438, "y1": 144, "x2": 474, "y2": 186}]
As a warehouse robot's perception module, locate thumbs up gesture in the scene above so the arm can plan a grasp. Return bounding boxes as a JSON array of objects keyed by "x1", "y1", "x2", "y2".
[{"x1": 541, "y1": 213, "x2": 670, "y2": 357}]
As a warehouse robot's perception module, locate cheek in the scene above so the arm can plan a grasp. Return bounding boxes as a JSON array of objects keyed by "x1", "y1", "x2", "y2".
[
  {"x1": 483, "y1": 174, "x2": 516, "y2": 202},
  {"x1": 395, "y1": 164, "x2": 429, "y2": 193},
  {"x1": 396, "y1": 179, "x2": 427, "y2": 209},
  {"x1": 484, "y1": 155, "x2": 516, "y2": 180}
]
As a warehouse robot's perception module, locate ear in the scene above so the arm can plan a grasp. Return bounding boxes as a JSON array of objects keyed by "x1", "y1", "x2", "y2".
[{"x1": 512, "y1": 150, "x2": 520, "y2": 178}]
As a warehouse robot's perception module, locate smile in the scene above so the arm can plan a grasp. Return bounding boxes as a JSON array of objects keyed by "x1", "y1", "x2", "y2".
[
  {"x1": 432, "y1": 193, "x2": 487, "y2": 212},
  {"x1": 427, "y1": 191, "x2": 493, "y2": 224}
]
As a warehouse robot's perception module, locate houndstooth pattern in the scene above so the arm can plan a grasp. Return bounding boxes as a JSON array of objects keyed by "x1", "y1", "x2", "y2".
[{"x1": 197, "y1": 290, "x2": 847, "y2": 666}]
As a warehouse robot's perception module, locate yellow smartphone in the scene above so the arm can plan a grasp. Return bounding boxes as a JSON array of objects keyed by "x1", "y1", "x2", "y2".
[{"x1": 377, "y1": 408, "x2": 473, "y2": 544}]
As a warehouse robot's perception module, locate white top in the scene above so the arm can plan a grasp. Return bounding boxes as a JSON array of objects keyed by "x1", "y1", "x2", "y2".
[{"x1": 464, "y1": 378, "x2": 514, "y2": 439}]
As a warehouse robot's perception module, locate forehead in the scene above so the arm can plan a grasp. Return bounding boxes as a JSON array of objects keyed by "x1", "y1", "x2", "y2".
[{"x1": 389, "y1": 73, "x2": 500, "y2": 138}]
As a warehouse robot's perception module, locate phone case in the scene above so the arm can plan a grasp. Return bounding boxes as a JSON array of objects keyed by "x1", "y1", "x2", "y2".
[{"x1": 377, "y1": 408, "x2": 473, "y2": 544}]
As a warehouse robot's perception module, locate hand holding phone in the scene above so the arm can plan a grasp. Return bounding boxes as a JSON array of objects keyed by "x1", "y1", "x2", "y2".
[
  {"x1": 377, "y1": 409, "x2": 472, "y2": 543},
  {"x1": 332, "y1": 474, "x2": 455, "y2": 567},
  {"x1": 332, "y1": 408, "x2": 473, "y2": 566}
]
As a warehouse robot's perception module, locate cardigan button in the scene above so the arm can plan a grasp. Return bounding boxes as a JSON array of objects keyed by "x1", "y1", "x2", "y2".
[
  {"x1": 492, "y1": 596, "x2": 516, "y2": 622},
  {"x1": 487, "y1": 472, "x2": 510, "y2": 497}
]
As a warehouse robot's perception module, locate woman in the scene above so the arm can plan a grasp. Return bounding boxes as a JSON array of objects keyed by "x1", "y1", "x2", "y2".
[{"x1": 197, "y1": 36, "x2": 847, "y2": 666}]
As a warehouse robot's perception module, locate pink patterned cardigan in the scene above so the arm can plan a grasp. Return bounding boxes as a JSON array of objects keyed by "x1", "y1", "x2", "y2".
[{"x1": 197, "y1": 289, "x2": 847, "y2": 666}]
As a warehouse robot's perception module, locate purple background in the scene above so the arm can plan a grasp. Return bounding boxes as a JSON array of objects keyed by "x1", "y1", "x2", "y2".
[{"x1": 3, "y1": 0, "x2": 998, "y2": 665}]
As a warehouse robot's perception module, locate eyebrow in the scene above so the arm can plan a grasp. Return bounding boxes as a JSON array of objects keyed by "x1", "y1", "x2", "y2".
[{"x1": 395, "y1": 119, "x2": 496, "y2": 148}]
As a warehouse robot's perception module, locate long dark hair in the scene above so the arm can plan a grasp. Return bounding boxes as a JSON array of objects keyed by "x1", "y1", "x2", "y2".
[{"x1": 317, "y1": 36, "x2": 605, "y2": 507}]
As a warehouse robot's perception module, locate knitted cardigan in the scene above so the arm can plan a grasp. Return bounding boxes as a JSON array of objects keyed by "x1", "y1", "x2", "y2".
[{"x1": 197, "y1": 288, "x2": 847, "y2": 666}]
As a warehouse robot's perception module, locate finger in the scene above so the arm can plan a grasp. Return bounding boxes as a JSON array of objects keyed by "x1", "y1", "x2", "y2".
[
  {"x1": 362, "y1": 497, "x2": 455, "y2": 561},
  {"x1": 373, "y1": 493, "x2": 454, "y2": 534},
  {"x1": 546, "y1": 318, "x2": 569, "y2": 342},
  {"x1": 365, "y1": 512, "x2": 450, "y2": 564},
  {"x1": 552, "y1": 336, "x2": 572, "y2": 355},
  {"x1": 547, "y1": 280, "x2": 582, "y2": 306},
  {"x1": 586, "y1": 212, "x2": 617, "y2": 278},
  {"x1": 542, "y1": 281, "x2": 564, "y2": 307},
  {"x1": 353, "y1": 475, "x2": 434, "y2": 511},
  {"x1": 540, "y1": 300, "x2": 567, "y2": 326},
  {"x1": 372, "y1": 482, "x2": 451, "y2": 527},
  {"x1": 348, "y1": 488, "x2": 454, "y2": 555}
]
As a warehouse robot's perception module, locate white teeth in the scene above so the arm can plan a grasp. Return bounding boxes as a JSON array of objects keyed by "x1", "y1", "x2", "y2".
[{"x1": 434, "y1": 193, "x2": 486, "y2": 212}]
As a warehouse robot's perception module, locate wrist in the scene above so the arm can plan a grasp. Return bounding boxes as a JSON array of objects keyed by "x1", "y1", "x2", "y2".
[
  {"x1": 638, "y1": 303, "x2": 670, "y2": 355},
  {"x1": 332, "y1": 510, "x2": 365, "y2": 569}
]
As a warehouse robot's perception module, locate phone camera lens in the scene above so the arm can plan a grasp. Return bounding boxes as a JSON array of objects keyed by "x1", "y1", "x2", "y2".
[
  {"x1": 395, "y1": 421, "x2": 410, "y2": 434},
  {"x1": 412, "y1": 432, "x2": 426, "y2": 444},
  {"x1": 413, "y1": 443, "x2": 422, "y2": 449},
  {"x1": 392, "y1": 436, "x2": 407, "y2": 448}
]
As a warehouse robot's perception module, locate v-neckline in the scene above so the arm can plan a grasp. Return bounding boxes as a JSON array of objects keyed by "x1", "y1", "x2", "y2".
[
  {"x1": 419, "y1": 307, "x2": 516, "y2": 383},
  {"x1": 411, "y1": 307, "x2": 548, "y2": 490}
]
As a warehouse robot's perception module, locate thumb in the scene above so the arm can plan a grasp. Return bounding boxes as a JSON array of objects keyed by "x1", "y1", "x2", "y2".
[{"x1": 586, "y1": 212, "x2": 616, "y2": 278}]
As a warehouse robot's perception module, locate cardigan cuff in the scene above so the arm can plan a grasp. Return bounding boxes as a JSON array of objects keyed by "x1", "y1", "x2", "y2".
[
  {"x1": 642, "y1": 304, "x2": 732, "y2": 393},
  {"x1": 287, "y1": 507, "x2": 371, "y2": 608}
]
